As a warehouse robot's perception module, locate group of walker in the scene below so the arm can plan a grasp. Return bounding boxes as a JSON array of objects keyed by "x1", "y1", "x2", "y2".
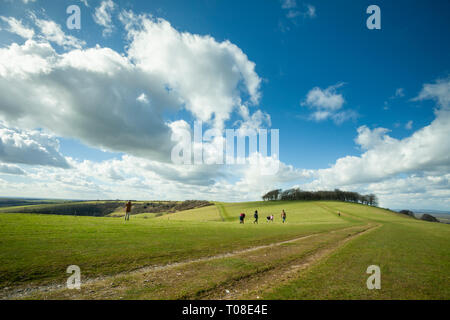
[
  {"x1": 239, "y1": 209, "x2": 287, "y2": 224},
  {"x1": 124, "y1": 201, "x2": 289, "y2": 224}
]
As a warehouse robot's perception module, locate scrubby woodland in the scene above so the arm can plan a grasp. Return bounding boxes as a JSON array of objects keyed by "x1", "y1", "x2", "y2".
[{"x1": 0, "y1": 200, "x2": 213, "y2": 217}]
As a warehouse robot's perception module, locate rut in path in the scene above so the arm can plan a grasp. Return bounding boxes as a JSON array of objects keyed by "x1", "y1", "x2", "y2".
[
  {"x1": 196, "y1": 224, "x2": 379, "y2": 300},
  {"x1": 1, "y1": 224, "x2": 369, "y2": 300}
]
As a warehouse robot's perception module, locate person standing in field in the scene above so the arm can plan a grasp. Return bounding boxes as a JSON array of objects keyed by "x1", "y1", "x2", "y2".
[
  {"x1": 253, "y1": 210, "x2": 259, "y2": 224},
  {"x1": 125, "y1": 200, "x2": 132, "y2": 221},
  {"x1": 239, "y1": 213, "x2": 246, "y2": 224},
  {"x1": 281, "y1": 210, "x2": 287, "y2": 223}
]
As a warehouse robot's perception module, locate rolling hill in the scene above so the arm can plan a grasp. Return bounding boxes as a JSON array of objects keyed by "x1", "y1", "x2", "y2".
[{"x1": 0, "y1": 200, "x2": 448, "y2": 300}]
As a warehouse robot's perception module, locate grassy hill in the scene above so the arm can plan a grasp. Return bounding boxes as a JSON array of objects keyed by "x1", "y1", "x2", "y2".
[
  {"x1": 0, "y1": 200, "x2": 212, "y2": 217},
  {"x1": 0, "y1": 201, "x2": 448, "y2": 300}
]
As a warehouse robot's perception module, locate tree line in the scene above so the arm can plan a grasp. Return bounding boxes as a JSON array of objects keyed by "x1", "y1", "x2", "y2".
[{"x1": 262, "y1": 188, "x2": 378, "y2": 206}]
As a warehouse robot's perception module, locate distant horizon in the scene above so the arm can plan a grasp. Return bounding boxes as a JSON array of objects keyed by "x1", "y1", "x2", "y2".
[{"x1": 1, "y1": 196, "x2": 448, "y2": 214}]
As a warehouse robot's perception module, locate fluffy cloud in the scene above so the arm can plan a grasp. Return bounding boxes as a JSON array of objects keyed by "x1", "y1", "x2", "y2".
[
  {"x1": 303, "y1": 78, "x2": 450, "y2": 198},
  {"x1": 121, "y1": 11, "x2": 261, "y2": 130},
  {"x1": 1, "y1": 72, "x2": 447, "y2": 208},
  {"x1": 280, "y1": 78, "x2": 450, "y2": 209},
  {"x1": 93, "y1": 0, "x2": 116, "y2": 36},
  {"x1": 231, "y1": 153, "x2": 313, "y2": 198},
  {"x1": 0, "y1": 124, "x2": 69, "y2": 168},
  {"x1": 281, "y1": 1, "x2": 316, "y2": 20},
  {"x1": 0, "y1": 40, "x2": 54, "y2": 77},
  {"x1": 0, "y1": 152, "x2": 310, "y2": 201},
  {"x1": 32, "y1": 15, "x2": 85, "y2": 49},
  {"x1": 0, "y1": 16, "x2": 34, "y2": 39},
  {"x1": 366, "y1": 174, "x2": 449, "y2": 202},
  {"x1": 301, "y1": 83, "x2": 356, "y2": 123},
  {"x1": 355, "y1": 126, "x2": 392, "y2": 150},
  {"x1": 235, "y1": 105, "x2": 271, "y2": 134},
  {"x1": 413, "y1": 77, "x2": 450, "y2": 108},
  {"x1": 0, "y1": 12, "x2": 261, "y2": 162},
  {"x1": 312, "y1": 112, "x2": 450, "y2": 186},
  {"x1": 303, "y1": 83, "x2": 345, "y2": 111},
  {"x1": 0, "y1": 40, "x2": 177, "y2": 161}
]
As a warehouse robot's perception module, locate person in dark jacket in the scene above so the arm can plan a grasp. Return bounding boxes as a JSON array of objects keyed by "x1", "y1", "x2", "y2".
[{"x1": 125, "y1": 201, "x2": 132, "y2": 221}]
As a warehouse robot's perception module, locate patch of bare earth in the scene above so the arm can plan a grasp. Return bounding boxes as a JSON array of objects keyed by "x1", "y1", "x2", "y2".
[{"x1": 197, "y1": 224, "x2": 379, "y2": 300}]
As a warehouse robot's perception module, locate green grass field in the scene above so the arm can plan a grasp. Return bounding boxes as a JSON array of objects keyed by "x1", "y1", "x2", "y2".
[{"x1": 0, "y1": 200, "x2": 448, "y2": 300}]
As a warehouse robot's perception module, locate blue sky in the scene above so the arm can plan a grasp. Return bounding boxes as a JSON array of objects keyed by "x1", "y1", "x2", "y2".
[{"x1": 0, "y1": 0, "x2": 449, "y2": 210}]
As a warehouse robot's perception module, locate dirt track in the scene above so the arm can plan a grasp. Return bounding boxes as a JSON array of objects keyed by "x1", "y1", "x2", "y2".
[{"x1": 2, "y1": 224, "x2": 378, "y2": 300}]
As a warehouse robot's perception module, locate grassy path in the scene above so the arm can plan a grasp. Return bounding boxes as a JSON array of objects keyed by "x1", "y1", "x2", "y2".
[
  {"x1": 200, "y1": 224, "x2": 379, "y2": 299},
  {"x1": 0, "y1": 226, "x2": 327, "y2": 299},
  {"x1": 0, "y1": 212, "x2": 353, "y2": 291},
  {"x1": 215, "y1": 203, "x2": 230, "y2": 221},
  {"x1": 13, "y1": 224, "x2": 373, "y2": 300}
]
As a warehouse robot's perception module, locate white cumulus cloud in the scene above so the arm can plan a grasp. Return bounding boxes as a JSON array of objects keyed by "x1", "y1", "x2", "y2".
[
  {"x1": 121, "y1": 11, "x2": 261, "y2": 130},
  {"x1": 93, "y1": 0, "x2": 116, "y2": 36},
  {"x1": 303, "y1": 78, "x2": 450, "y2": 196},
  {"x1": 301, "y1": 83, "x2": 356, "y2": 124},
  {"x1": 32, "y1": 14, "x2": 85, "y2": 49},
  {"x1": 0, "y1": 124, "x2": 69, "y2": 168},
  {"x1": 0, "y1": 16, "x2": 34, "y2": 39},
  {"x1": 0, "y1": 13, "x2": 262, "y2": 164}
]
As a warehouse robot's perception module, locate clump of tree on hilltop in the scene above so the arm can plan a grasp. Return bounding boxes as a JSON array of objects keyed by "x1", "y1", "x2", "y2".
[{"x1": 262, "y1": 188, "x2": 378, "y2": 206}]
